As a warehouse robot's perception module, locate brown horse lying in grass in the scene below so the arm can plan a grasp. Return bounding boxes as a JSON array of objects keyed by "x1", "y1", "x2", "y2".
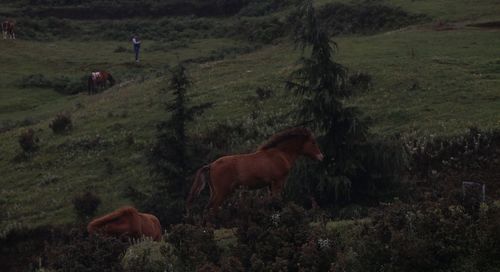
[
  {"x1": 87, "y1": 206, "x2": 162, "y2": 241},
  {"x1": 187, "y1": 127, "x2": 324, "y2": 214},
  {"x1": 87, "y1": 71, "x2": 115, "y2": 95}
]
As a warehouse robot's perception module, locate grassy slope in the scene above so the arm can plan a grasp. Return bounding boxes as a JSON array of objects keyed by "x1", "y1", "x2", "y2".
[{"x1": 1, "y1": 0, "x2": 500, "y2": 231}]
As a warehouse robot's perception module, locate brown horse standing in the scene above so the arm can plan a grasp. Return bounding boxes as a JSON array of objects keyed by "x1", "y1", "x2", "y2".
[
  {"x1": 2, "y1": 20, "x2": 15, "y2": 39},
  {"x1": 187, "y1": 127, "x2": 324, "y2": 213},
  {"x1": 87, "y1": 71, "x2": 115, "y2": 95},
  {"x1": 87, "y1": 206, "x2": 162, "y2": 241}
]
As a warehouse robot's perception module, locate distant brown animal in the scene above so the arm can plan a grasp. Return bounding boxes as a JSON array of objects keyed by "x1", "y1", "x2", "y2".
[
  {"x1": 187, "y1": 127, "x2": 324, "y2": 213},
  {"x1": 87, "y1": 206, "x2": 162, "y2": 241},
  {"x1": 87, "y1": 70, "x2": 115, "y2": 95},
  {"x1": 2, "y1": 20, "x2": 15, "y2": 39}
]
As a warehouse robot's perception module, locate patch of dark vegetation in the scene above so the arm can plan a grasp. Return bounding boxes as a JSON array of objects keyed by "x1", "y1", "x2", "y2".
[
  {"x1": 57, "y1": 134, "x2": 110, "y2": 156},
  {"x1": 45, "y1": 232, "x2": 129, "y2": 272},
  {"x1": 49, "y1": 112, "x2": 72, "y2": 134},
  {"x1": 348, "y1": 71, "x2": 373, "y2": 94},
  {"x1": 72, "y1": 191, "x2": 101, "y2": 223},
  {"x1": 0, "y1": 118, "x2": 39, "y2": 134},
  {"x1": 18, "y1": 128, "x2": 39, "y2": 153},
  {"x1": 353, "y1": 201, "x2": 500, "y2": 272},
  {"x1": 22, "y1": 0, "x2": 292, "y2": 19},
  {"x1": 167, "y1": 224, "x2": 220, "y2": 271},
  {"x1": 0, "y1": 225, "x2": 69, "y2": 271},
  {"x1": 19, "y1": 73, "x2": 87, "y2": 95},
  {"x1": 468, "y1": 21, "x2": 500, "y2": 29},
  {"x1": 14, "y1": 2, "x2": 423, "y2": 42},
  {"x1": 404, "y1": 127, "x2": 500, "y2": 178},
  {"x1": 313, "y1": 2, "x2": 427, "y2": 35},
  {"x1": 229, "y1": 16, "x2": 286, "y2": 43},
  {"x1": 182, "y1": 44, "x2": 261, "y2": 64}
]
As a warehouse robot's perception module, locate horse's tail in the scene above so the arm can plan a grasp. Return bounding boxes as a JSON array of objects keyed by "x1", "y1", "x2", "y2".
[
  {"x1": 87, "y1": 206, "x2": 138, "y2": 234},
  {"x1": 186, "y1": 165, "x2": 210, "y2": 209}
]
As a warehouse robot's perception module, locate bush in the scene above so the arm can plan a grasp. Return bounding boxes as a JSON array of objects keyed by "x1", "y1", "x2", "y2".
[
  {"x1": 18, "y1": 128, "x2": 39, "y2": 153},
  {"x1": 49, "y1": 112, "x2": 72, "y2": 134},
  {"x1": 404, "y1": 127, "x2": 500, "y2": 178},
  {"x1": 223, "y1": 198, "x2": 337, "y2": 271},
  {"x1": 72, "y1": 192, "x2": 101, "y2": 222},
  {"x1": 122, "y1": 239, "x2": 177, "y2": 272},
  {"x1": 315, "y1": 2, "x2": 427, "y2": 36},
  {"x1": 166, "y1": 224, "x2": 220, "y2": 271},
  {"x1": 19, "y1": 74, "x2": 86, "y2": 94},
  {"x1": 0, "y1": 225, "x2": 67, "y2": 271},
  {"x1": 348, "y1": 71, "x2": 373, "y2": 93},
  {"x1": 350, "y1": 201, "x2": 500, "y2": 272},
  {"x1": 45, "y1": 232, "x2": 128, "y2": 272},
  {"x1": 19, "y1": 74, "x2": 52, "y2": 88}
]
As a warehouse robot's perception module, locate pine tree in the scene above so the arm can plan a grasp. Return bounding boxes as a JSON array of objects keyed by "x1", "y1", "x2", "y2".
[
  {"x1": 142, "y1": 64, "x2": 212, "y2": 226},
  {"x1": 286, "y1": 0, "x2": 369, "y2": 205}
]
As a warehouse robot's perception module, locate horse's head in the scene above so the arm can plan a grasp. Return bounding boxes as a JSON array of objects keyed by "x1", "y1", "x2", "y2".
[{"x1": 301, "y1": 134, "x2": 324, "y2": 161}]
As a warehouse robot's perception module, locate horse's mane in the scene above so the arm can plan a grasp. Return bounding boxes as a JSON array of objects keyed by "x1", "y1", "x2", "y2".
[
  {"x1": 257, "y1": 127, "x2": 312, "y2": 151},
  {"x1": 87, "y1": 206, "x2": 138, "y2": 233}
]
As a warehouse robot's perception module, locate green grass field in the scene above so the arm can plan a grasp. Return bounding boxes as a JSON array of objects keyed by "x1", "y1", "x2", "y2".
[{"x1": 1, "y1": 0, "x2": 499, "y2": 232}]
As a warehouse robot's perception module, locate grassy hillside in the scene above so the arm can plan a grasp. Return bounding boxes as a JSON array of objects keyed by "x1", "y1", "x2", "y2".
[{"x1": 1, "y1": 0, "x2": 500, "y2": 233}]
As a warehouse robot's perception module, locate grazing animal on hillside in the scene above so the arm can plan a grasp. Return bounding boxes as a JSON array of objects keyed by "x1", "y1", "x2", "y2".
[
  {"x1": 87, "y1": 71, "x2": 115, "y2": 95},
  {"x1": 87, "y1": 206, "x2": 162, "y2": 241},
  {"x1": 187, "y1": 127, "x2": 324, "y2": 214},
  {"x1": 1, "y1": 20, "x2": 15, "y2": 39}
]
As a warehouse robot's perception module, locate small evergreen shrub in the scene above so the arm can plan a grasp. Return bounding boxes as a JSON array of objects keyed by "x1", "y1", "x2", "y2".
[
  {"x1": 49, "y1": 112, "x2": 72, "y2": 134},
  {"x1": 18, "y1": 128, "x2": 39, "y2": 153}
]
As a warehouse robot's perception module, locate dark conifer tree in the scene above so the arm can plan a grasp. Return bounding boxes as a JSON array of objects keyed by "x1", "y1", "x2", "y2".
[
  {"x1": 286, "y1": 0, "x2": 369, "y2": 205},
  {"x1": 141, "y1": 64, "x2": 212, "y2": 226}
]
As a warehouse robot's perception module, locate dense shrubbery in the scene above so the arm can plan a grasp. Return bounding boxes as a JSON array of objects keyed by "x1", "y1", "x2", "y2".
[
  {"x1": 13, "y1": 2, "x2": 425, "y2": 42},
  {"x1": 404, "y1": 127, "x2": 500, "y2": 178},
  {"x1": 122, "y1": 239, "x2": 177, "y2": 272},
  {"x1": 72, "y1": 191, "x2": 101, "y2": 222},
  {"x1": 315, "y1": 2, "x2": 427, "y2": 36},
  {"x1": 49, "y1": 112, "x2": 72, "y2": 134},
  {"x1": 351, "y1": 201, "x2": 500, "y2": 272},
  {"x1": 45, "y1": 232, "x2": 128, "y2": 271},
  {"x1": 18, "y1": 128, "x2": 39, "y2": 153},
  {"x1": 167, "y1": 224, "x2": 220, "y2": 271},
  {"x1": 20, "y1": 73, "x2": 86, "y2": 94},
  {"x1": 23, "y1": 0, "x2": 290, "y2": 19}
]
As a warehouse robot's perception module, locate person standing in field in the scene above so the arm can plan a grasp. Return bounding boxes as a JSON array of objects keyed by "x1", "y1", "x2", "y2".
[{"x1": 132, "y1": 34, "x2": 141, "y2": 63}]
